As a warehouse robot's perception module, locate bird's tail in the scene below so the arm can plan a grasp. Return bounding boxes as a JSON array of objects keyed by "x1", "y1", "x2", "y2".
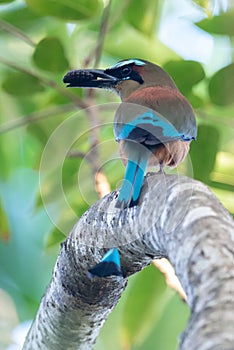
[{"x1": 116, "y1": 157, "x2": 148, "y2": 209}]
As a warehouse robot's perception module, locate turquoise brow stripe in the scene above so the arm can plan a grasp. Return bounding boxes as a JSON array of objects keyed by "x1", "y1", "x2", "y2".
[{"x1": 112, "y1": 59, "x2": 146, "y2": 68}]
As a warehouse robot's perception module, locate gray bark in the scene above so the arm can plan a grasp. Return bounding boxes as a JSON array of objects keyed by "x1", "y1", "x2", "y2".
[{"x1": 23, "y1": 173, "x2": 234, "y2": 350}]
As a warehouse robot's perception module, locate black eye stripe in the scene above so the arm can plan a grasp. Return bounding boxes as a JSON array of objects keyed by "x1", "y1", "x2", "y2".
[
  {"x1": 104, "y1": 64, "x2": 144, "y2": 84},
  {"x1": 121, "y1": 66, "x2": 132, "y2": 77}
]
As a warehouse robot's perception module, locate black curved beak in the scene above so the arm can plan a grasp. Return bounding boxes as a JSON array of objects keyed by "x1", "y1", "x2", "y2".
[{"x1": 63, "y1": 69, "x2": 119, "y2": 89}]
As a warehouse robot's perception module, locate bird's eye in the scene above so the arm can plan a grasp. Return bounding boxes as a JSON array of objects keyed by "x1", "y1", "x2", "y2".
[{"x1": 121, "y1": 66, "x2": 132, "y2": 77}]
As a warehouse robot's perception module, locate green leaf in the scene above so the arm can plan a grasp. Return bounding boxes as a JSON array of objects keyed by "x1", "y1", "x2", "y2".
[
  {"x1": 46, "y1": 227, "x2": 66, "y2": 248},
  {"x1": 0, "y1": 6, "x2": 43, "y2": 31},
  {"x1": 27, "y1": 123, "x2": 49, "y2": 146},
  {"x1": 189, "y1": 124, "x2": 220, "y2": 183},
  {"x1": 104, "y1": 24, "x2": 179, "y2": 65},
  {"x1": 0, "y1": 199, "x2": 9, "y2": 241},
  {"x1": 191, "y1": 0, "x2": 209, "y2": 8},
  {"x1": 33, "y1": 37, "x2": 69, "y2": 72},
  {"x1": 163, "y1": 60, "x2": 205, "y2": 95},
  {"x1": 190, "y1": 0, "x2": 212, "y2": 16},
  {"x1": 196, "y1": 11, "x2": 234, "y2": 36},
  {"x1": 0, "y1": 127, "x2": 41, "y2": 179},
  {"x1": 135, "y1": 293, "x2": 190, "y2": 350},
  {"x1": 0, "y1": 168, "x2": 58, "y2": 319},
  {"x1": 2, "y1": 72, "x2": 44, "y2": 96},
  {"x1": 122, "y1": 264, "x2": 172, "y2": 347},
  {"x1": 0, "y1": 0, "x2": 15, "y2": 3},
  {"x1": 124, "y1": 0, "x2": 161, "y2": 37},
  {"x1": 208, "y1": 63, "x2": 234, "y2": 106},
  {"x1": 187, "y1": 92, "x2": 205, "y2": 109},
  {"x1": 25, "y1": 0, "x2": 102, "y2": 21}
]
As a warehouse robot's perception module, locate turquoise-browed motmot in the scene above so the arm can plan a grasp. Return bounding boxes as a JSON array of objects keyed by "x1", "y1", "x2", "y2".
[{"x1": 63, "y1": 59, "x2": 197, "y2": 209}]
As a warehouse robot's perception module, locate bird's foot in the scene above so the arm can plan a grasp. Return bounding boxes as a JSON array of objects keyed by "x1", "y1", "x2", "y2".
[{"x1": 158, "y1": 163, "x2": 165, "y2": 174}]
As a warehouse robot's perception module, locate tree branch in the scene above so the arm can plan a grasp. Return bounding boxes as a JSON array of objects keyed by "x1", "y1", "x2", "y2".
[{"x1": 23, "y1": 174, "x2": 234, "y2": 349}]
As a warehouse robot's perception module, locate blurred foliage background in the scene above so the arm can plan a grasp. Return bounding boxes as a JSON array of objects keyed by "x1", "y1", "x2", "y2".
[{"x1": 0, "y1": 0, "x2": 233, "y2": 349}]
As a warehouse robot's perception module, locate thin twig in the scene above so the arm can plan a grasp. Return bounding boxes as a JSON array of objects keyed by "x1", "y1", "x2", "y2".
[
  {"x1": 83, "y1": 1, "x2": 113, "y2": 198},
  {"x1": 0, "y1": 56, "x2": 88, "y2": 109},
  {"x1": 93, "y1": 0, "x2": 112, "y2": 67},
  {"x1": 153, "y1": 259, "x2": 187, "y2": 302},
  {"x1": 66, "y1": 150, "x2": 86, "y2": 159},
  {"x1": 0, "y1": 19, "x2": 36, "y2": 47},
  {"x1": 83, "y1": 0, "x2": 131, "y2": 68},
  {"x1": 0, "y1": 104, "x2": 75, "y2": 135},
  {"x1": 95, "y1": 171, "x2": 111, "y2": 197},
  {"x1": 67, "y1": 149, "x2": 111, "y2": 198},
  {"x1": 83, "y1": 0, "x2": 112, "y2": 68},
  {"x1": 109, "y1": 0, "x2": 131, "y2": 31},
  {"x1": 196, "y1": 109, "x2": 234, "y2": 127}
]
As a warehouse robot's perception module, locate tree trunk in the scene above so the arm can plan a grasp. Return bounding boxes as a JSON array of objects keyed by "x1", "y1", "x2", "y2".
[{"x1": 23, "y1": 173, "x2": 234, "y2": 350}]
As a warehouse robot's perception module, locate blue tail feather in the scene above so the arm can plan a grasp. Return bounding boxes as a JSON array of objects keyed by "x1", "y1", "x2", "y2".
[
  {"x1": 116, "y1": 157, "x2": 148, "y2": 208},
  {"x1": 116, "y1": 160, "x2": 136, "y2": 207},
  {"x1": 131, "y1": 158, "x2": 147, "y2": 206}
]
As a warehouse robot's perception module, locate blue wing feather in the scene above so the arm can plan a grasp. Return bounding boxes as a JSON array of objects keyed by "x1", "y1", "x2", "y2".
[
  {"x1": 115, "y1": 109, "x2": 193, "y2": 143},
  {"x1": 88, "y1": 248, "x2": 122, "y2": 278},
  {"x1": 114, "y1": 107, "x2": 195, "y2": 209},
  {"x1": 101, "y1": 248, "x2": 121, "y2": 267}
]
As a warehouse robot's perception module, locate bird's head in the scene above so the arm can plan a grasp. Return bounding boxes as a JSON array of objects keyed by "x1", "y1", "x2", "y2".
[{"x1": 63, "y1": 59, "x2": 177, "y2": 100}]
